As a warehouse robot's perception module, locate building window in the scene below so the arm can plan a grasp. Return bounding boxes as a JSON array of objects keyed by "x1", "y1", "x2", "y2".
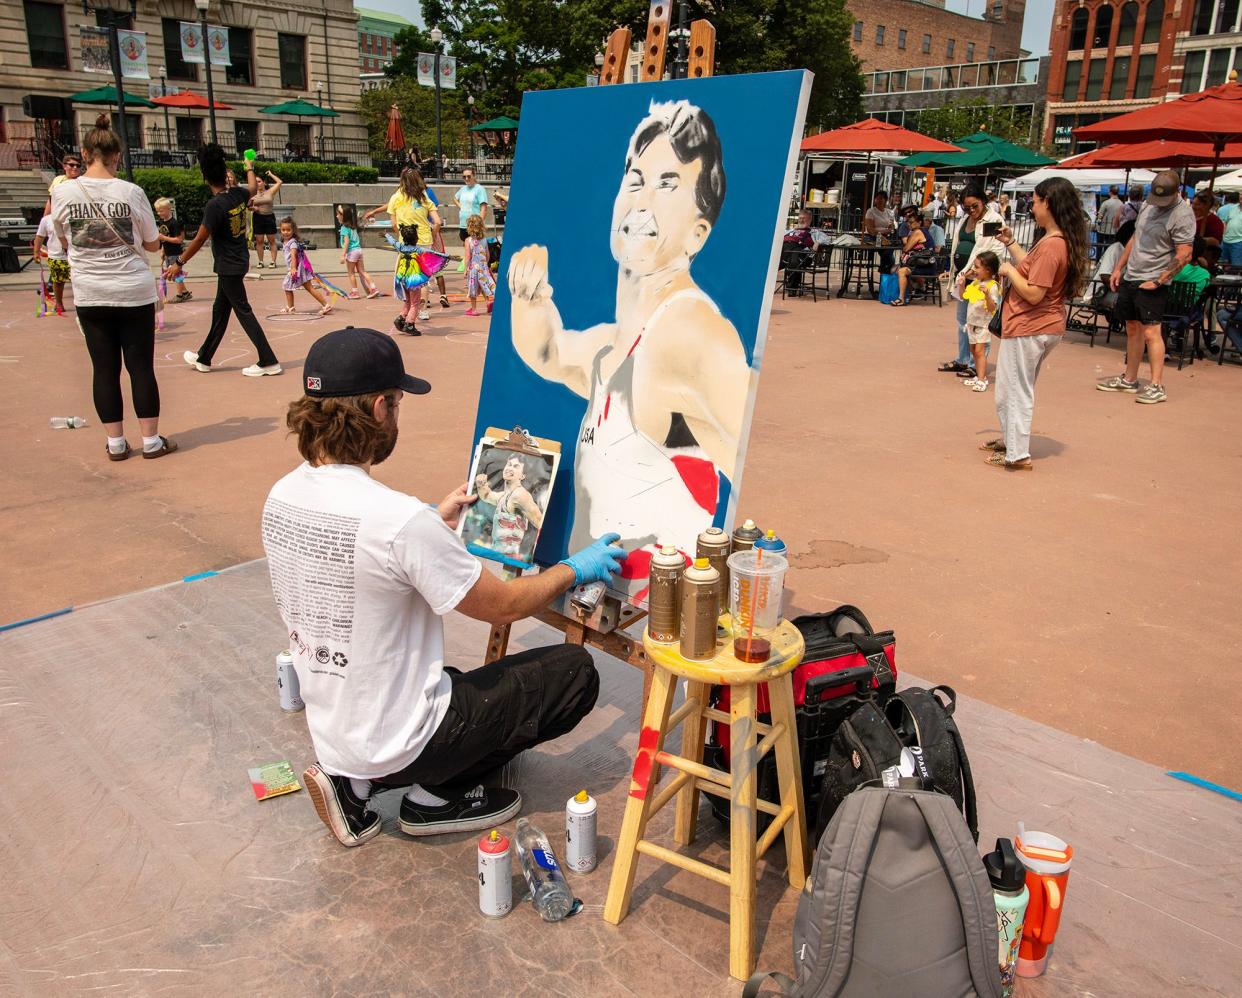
[
  {"x1": 898, "y1": 29, "x2": 907, "y2": 49},
  {"x1": 1085, "y1": 58, "x2": 1107, "y2": 99},
  {"x1": 922, "y1": 34, "x2": 932, "y2": 53},
  {"x1": 111, "y1": 112, "x2": 142, "y2": 149},
  {"x1": 1208, "y1": 47, "x2": 1232, "y2": 86},
  {"x1": 234, "y1": 120, "x2": 258, "y2": 154},
  {"x1": 1069, "y1": 7, "x2": 1089, "y2": 50},
  {"x1": 1218, "y1": 0, "x2": 1240, "y2": 32},
  {"x1": 1182, "y1": 50, "x2": 1206, "y2": 90},
  {"x1": 1134, "y1": 53, "x2": 1156, "y2": 97},
  {"x1": 1142, "y1": 0, "x2": 1163, "y2": 44},
  {"x1": 947, "y1": 38, "x2": 955, "y2": 59},
  {"x1": 876, "y1": 25, "x2": 885, "y2": 45},
  {"x1": 966, "y1": 42, "x2": 975, "y2": 61},
  {"x1": 1191, "y1": 0, "x2": 1213, "y2": 34},
  {"x1": 278, "y1": 33, "x2": 307, "y2": 89},
  {"x1": 1063, "y1": 59, "x2": 1083, "y2": 100},
  {"x1": 1118, "y1": 2, "x2": 1140, "y2": 45},
  {"x1": 989, "y1": 46, "x2": 996, "y2": 59},
  {"x1": 288, "y1": 123, "x2": 311, "y2": 156},
  {"x1": 24, "y1": 1, "x2": 68, "y2": 70},
  {"x1": 1093, "y1": 5, "x2": 1113, "y2": 47},
  {"x1": 162, "y1": 19, "x2": 198, "y2": 80},
  {"x1": 175, "y1": 117, "x2": 202, "y2": 150},
  {"x1": 94, "y1": 9, "x2": 132, "y2": 29},
  {"x1": 853, "y1": 21, "x2": 862, "y2": 42},
  {"x1": 226, "y1": 28, "x2": 254, "y2": 85},
  {"x1": 1110, "y1": 54, "x2": 1132, "y2": 98}
]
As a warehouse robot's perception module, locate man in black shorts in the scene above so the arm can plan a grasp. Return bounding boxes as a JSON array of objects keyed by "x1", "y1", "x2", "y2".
[{"x1": 1100, "y1": 170, "x2": 1195, "y2": 405}]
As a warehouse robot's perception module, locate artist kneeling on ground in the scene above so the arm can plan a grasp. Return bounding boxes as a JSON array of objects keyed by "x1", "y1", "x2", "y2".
[{"x1": 261, "y1": 326, "x2": 626, "y2": 847}]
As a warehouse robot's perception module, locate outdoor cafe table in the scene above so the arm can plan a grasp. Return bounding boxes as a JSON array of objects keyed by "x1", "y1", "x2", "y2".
[
  {"x1": 1209, "y1": 273, "x2": 1242, "y2": 364},
  {"x1": 836, "y1": 242, "x2": 897, "y2": 299}
]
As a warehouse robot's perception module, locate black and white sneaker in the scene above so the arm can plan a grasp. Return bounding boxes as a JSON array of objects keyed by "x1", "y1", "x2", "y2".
[
  {"x1": 399, "y1": 784, "x2": 521, "y2": 837},
  {"x1": 303, "y1": 764, "x2": 382, "y2": 848}
]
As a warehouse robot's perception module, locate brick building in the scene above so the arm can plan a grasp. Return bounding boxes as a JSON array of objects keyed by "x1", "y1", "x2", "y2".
[
  {"x1": 355, "y1": 6, "x2": 414, "y2": 76},
  {"x1": 847, "y1": 0, "x2": 1027, "y2": 71},
  {"x1": 1041, "y1": 0, "x2": 1183, "y2": 151},
  {"x1": 1171, "y1": 0, "x2": 1242, "y2": 95}
]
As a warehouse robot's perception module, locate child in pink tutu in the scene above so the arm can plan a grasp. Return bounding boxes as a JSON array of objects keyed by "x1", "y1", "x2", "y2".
[{"x1": 463, "y1": 214, "x2": 495, "y2": 316}]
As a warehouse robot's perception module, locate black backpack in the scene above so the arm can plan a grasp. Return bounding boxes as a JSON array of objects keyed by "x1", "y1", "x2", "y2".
[{"x1": 814, "y1": 685, "x2": 977, "y2": 844}]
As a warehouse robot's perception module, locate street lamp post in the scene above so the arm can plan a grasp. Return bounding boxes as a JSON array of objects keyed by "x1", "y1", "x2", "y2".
[
  {"x1": 194, "y1": 0, "x2": 218, "y2": 144},
  {"x1": 467, "y1": 93, "x2": 474, "y2": 160},
  {"x1": 315, "y1": 81, "x2": 325, "y2": 160},
  {"x1": 158, "y1": 65, "x2": 171, "y2": 149},
  {"x1": 594, "y1": 49, "x2": 604, "y2": 85},
  {"x1": 671, "y1": 0, "x2": 689, "y2": 80},
  {"x1": 81, "y1": 0, "x2": 135, "y2": 181},
  {"x1": 430, "y1": 24, "x2": 443, "y2": 180}
]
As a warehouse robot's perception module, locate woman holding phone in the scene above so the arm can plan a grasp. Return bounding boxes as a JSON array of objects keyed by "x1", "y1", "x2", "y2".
[
  {"x1": 982, "y1": 176, "x2": 1088, "y2": 470},
  {"x1": 939, "y1": 185, "x2": 1007, "y2": 378}
]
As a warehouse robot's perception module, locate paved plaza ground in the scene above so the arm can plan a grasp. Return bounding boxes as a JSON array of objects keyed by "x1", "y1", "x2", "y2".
[
  {"x1": 2, "y1": 259, "x2": 1240, "y2": 994},
  {"x1": 3, "y1": 259, "x2": 1238, "y2": 783}
]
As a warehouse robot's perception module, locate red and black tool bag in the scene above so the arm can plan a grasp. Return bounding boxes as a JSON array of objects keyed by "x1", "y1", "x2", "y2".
[{"x1": 705, "y1": 606, "x2": 897, "y2": 832}]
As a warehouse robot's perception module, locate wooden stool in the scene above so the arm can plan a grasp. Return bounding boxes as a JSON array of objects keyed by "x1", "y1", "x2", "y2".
[{"x1": 604, "y1": 617, "x2": 808, "y2": 981}]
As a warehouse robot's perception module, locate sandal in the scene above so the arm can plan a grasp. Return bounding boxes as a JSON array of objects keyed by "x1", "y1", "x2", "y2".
[
  {"x1": 939, "y1": 361, "x2": 968, "y2": 373},
  {"x1": 106, "y1": 441, "x2": 131, "y2": 462},
  {"x1": 984, "y1": 452, "x2": 1032, "y2": 470},
  {"x1": 319, "y1": 304, "x2": 334, "y2": 316},
  {"x1": 890, "y1": 299, "x2": 906, "y2": 307},
  {"x1": 970, "y1": 379, "x2": 989, "y2": 393},
  {"x1": 280, "y1": 306, "x2": 296, "y2": 314},
  {"x1": 142, "y1": 436, "x2": 178, "y2": 460},
  {"x1": 978, "y1": 439, "x2": 1006, "y2": 452},
  {"x1": 439, "y1": 294, "x2": 450, "y2": 309},
  {"x1": 955, "y1": 367, "x2": 977, "y2": 378}
]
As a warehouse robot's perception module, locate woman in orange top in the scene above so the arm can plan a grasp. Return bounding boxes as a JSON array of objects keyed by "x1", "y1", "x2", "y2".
[{"x1": 983, "y1": 177, "x2": 1089, "y2": 470}]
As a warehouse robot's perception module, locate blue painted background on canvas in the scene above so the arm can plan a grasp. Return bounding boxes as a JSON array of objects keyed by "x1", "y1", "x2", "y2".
[{"x1": 470, "y1": 70, "x2": 808, "y2": 569}]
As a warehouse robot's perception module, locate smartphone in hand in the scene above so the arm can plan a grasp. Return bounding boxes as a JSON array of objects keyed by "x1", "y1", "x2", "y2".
[{"x1": 982, "y1": 221, "x2": 1002, "y2": 237}]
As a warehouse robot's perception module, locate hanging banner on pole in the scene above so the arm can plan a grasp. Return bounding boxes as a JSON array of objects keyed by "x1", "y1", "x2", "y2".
[
  {"x1": 80, "y1": 26, "x2": 112, "y2": 74},
  {"x1": 180, "y1": 22, "x2": 232, "y2": 65},
  {"x1": 117, "y1": 30, "x2": 150, "y2": 79},
  {"x1": 439, "y1": 55, "x2": 457, "y2": 90},
  {"x1": 416, "y1": 52, "x2": 435, "y2": 87}
]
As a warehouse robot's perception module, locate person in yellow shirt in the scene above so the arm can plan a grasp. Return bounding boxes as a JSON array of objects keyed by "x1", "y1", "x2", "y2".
[{"x1": 365, "y1": 169, "x2": 446, "y2": 335}]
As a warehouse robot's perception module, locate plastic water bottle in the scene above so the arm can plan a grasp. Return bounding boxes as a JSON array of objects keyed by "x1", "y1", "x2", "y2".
[
  {"x1": 514, "y1": 817, "x2": 574, "y2": 922},
  {"x1": 50, "y1": 416, "x2": 87, "y2": 429}
]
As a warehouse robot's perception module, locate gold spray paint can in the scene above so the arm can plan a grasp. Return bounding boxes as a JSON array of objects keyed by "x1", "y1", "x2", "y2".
[
  {"x1": 696, "y1": 526, "x2": 730, "y2": 616},
  {"x1": 648, "y1": 545, "x2": 684, "y2": 643},
  {"x1": 679, "y1": 557, "x2": 721, "y2": 660},
  {"x1": 731, "y1": 519, "x2": 762, "y2": 554}
]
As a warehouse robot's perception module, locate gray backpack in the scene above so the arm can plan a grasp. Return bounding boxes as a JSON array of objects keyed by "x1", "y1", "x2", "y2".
[{"x1": 744, "y1": 786, "x2": 1002, "y2": 998}]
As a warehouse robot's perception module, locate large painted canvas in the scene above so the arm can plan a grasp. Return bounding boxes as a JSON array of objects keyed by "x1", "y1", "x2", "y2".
[{"x1": 470, "y1": 70, "x2": 811, "y2": 606}]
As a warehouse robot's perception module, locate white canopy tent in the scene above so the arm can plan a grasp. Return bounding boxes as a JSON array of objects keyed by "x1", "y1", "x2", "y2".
[
  {"x1": 1002, "y1": 167, "x2": 1157, "y2": 192},
  {"x1": 1196, "y1": 166, "x2": 1242, "y2": 191}
]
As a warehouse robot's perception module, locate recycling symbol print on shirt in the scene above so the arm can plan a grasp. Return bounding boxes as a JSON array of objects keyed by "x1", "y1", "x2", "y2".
[{"x1": 332, "y1": 651, "x2": 348, "y2": 668}]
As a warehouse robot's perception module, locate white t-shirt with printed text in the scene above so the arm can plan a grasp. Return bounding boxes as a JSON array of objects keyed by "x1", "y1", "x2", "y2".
[
  {"x1": 50, "y1": 176, "x2": 158, "y2": 307},
  {"x1": 262, "y1": 463, "x2": 482, "y2": 779},
  {"x1": 36, "y1": 215, "x2": 65, "y2": 260}
]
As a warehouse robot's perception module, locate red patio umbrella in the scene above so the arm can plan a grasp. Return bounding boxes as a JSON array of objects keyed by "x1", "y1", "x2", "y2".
[
  {"x1": 152, "y1": 91, "x2": 233, "y2": 110},
  {"x1": 385, "y1": 104, "x2": 406, "y2": 154},
  {"x1": 1075, "y1": 83, "x2": 1242, "y2": 191},
  {"x1": 801, "y1": 118, "x2": 965, "y2": 154},
  {"x1": 1060, "y1": 139, "x2": 1242, "y2": 170}
]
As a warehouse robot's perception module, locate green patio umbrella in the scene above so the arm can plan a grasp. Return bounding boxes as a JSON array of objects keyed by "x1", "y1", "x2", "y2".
[
  {"x1": 468, "y1": 115, "x2": 519, "y2": 132},
  {"x1": 258, "y1": 98, "x2": 340, "y2": 118},
  {"x1": 897, "y1": 131, "x2": 1054, "y2": 170},
  {"x1": 69, "y1": 84, "x2": 156, "y2": 108}
]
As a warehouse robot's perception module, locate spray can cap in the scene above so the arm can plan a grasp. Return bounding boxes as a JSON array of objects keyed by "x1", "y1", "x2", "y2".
[
  {"x1": 766, "y1": 529, "x2": 776, "y2": 540},
  {"x1": 574, "y1": 789, "x2": 589, "y2": 803},
  {"x1": 742, "y1": 519, "x2": 756, "y2": 530},
  {"x1": 694, "y1": 557, "x2": 709, "y2": 570},
  {"x1": 479, "y1": 828, "x2": 509, "y2": 853},
  {"x1": 660, "y1": 545, "x2": 677, "y2": 555},
  {"x1": 983, "y1": 837, "x2": 1027, "y2": 892}
]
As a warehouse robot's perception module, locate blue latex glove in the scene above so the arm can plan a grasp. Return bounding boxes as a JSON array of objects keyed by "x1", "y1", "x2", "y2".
[{"x1": 559, "y1": 533, "x2": 626, "y2": 586}]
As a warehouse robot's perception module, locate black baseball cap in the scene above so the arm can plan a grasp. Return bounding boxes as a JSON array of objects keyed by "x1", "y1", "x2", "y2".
[{"x1": 302, "y1": 326, "x2": 430, "y2": 398}]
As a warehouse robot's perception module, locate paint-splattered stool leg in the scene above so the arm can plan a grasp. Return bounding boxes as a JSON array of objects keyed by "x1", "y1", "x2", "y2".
[{"x1": 603, "y1": 665, "x2": 677, "y2": 925}]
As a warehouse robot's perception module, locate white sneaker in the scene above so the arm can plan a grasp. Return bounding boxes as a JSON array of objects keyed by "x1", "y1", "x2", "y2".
[
  {"x1": 970, "y1": 378, "x2": 989, "y2": 393},
  {"x1": 183, "y1": 350, "x2": 211, "y2": 373},
  {"x1": 418, "y1": 309, "x2": 430, "y2": 321},
  {"x1": 242, "y1": 363, "x2": 283, "y2": 377},
  {"x1": 961, "y1": 376, "x2": 979, "y2": 387}
]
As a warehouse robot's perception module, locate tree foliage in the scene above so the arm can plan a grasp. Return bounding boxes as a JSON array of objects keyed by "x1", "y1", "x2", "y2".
[
  {"x1": 910, "y1": 98, "x2": 1037, "y2": 148},
  {"x1": 359, "y1": 77, "x2": 471, "y2": 160},
  {"x1": 379, "y1": 0, "x2": 862, "y2": 129}
]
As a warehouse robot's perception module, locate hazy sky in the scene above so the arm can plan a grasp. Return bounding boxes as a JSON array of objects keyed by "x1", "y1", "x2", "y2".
[{"x1": 360, "y1": 0, "x2": 1055, "y2": 60}]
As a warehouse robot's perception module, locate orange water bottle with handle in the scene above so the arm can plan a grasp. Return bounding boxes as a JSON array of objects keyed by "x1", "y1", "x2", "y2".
[{"x1": 1014, "y1": 823, "x2": 1073, "y2": 977}]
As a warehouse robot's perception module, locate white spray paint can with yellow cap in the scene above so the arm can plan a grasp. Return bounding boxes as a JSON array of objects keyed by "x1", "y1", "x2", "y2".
[{"x1": 565, "y1": 789, "x2": 597, "y2": 872}]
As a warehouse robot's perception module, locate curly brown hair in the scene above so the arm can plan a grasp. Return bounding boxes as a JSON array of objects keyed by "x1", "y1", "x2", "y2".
[{"x1": 286, "y1": 390, "x2": 398, "y2": 466}]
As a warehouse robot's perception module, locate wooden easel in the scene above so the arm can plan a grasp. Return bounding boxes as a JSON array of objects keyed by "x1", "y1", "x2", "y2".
[{"x1": 483, "y1": 11, "x2": 719, "y2": 703}]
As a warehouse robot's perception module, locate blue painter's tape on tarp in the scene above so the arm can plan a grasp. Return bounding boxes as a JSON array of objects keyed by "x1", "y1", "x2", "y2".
[
  {"x1": 183, "y1": 571, "x2": 219, "y2": 583},
  {"x1": 466, "y1": 543, "x2": 533, "y2": 572},
  {"x1": 1167, "y1": 771, "x2": 1242, "y2": 802},
  {"x1": 0, "y1": 606, "x2": 73, "y2": 633}
]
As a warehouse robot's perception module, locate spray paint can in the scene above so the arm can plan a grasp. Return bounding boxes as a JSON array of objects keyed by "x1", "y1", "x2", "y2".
[
  {"x1": 730, "y1": 519, "x2": 762, "y2": 554},
  {"x1": 697, "y1": 526, "x2": 731, "y2": 615},
  {"x1": 753, "y1": 529, "x2": 787, "y2": 558},
  {"x1": 680, "y1": 557, "x2": 721, "y2": 660},
  {"x1": 276, "y1": 651, "x2": 304, "y2": 713},
  {"x1": 478, "y1": 828, "x2": 513, "y2": 918},
  {"x1": 565, "y1": 789, "x2": 598, "y2": 873},
  {"x1": 648, "y1": 545, "x2": 685, "y2": 643}
]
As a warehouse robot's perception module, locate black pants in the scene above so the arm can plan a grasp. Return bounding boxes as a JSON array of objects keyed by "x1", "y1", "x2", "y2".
[
  {"x1": 373, "y1": 644, "x2": 599, "y2": 790},
  {"x1": 77, "y1": 303, "x2": 159, "y2": 423},
  {"x1": 196, "y1": 273, "x2": 278, "y2": 367}
]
